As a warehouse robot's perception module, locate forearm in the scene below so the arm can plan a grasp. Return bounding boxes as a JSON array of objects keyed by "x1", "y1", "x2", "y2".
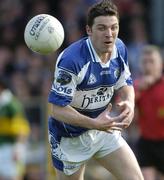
[
  {"x1": 118, "y1": 85, "x2": 135, "y2": 109},
  {"x1": 50, "y1": 104, "x2": 95, "y2": 129},
  {"x1": 116, "y1": 85, "x2": 135, "y2": 128}
]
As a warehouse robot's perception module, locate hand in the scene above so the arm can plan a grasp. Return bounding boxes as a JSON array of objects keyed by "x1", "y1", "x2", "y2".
[
  {"x1": 117, "y1": 101, "x2": 134, "y2": 128},
  {"x1": 94, "y1": 103, "x2": 129, "y2": 133}
]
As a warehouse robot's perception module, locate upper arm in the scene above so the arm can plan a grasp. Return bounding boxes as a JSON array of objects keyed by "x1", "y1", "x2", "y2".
[
  {"x1": 118, "y1": 85, "x2": 135, "y2": 98},
  {"x1": 114, "y1": 39, "x2": 133, "y2": 90},
  {"x1": 48, "y1": 53, "x2": 79, "y2": 107}
]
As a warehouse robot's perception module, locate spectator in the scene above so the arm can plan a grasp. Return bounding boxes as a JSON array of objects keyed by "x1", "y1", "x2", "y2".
[
  {"x1": 127, "y1": 18, "x2": 148, "y2": 80},
  {"x1": 0, "y1": 77, "x2": 30, "y2": 180},
  {"x1": 134, "y1": 45, "x2": 164, "y2": 180}
]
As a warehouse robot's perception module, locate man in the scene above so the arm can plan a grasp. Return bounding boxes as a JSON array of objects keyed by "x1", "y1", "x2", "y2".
[
  {"x1": 134, "y1": 45, "x2": 164, "y2": 180},
  {"x1": 0, "y1": 77, "x2": 30, "y2": 180},
  {"x1": 48, "y1": 0, "x2": 143, "y2": 179}
]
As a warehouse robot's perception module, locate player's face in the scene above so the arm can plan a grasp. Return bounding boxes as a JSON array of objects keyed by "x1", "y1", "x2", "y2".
[
  {"x1": 141, "y1": 52, "x2": 163, "y2": 75},
  {"x1": 86, "y1": 15, "x2": 119, "y2": 58}
]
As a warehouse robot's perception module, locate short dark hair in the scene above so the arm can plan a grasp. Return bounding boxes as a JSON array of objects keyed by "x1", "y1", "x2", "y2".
[{"x1": 87, "y1": 0, "x2": 119, "y2": 27}]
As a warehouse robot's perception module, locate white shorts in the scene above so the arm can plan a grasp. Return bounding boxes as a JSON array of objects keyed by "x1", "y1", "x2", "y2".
[{"x1": 49, "y1": 130, "x2": 126, "y2": 175}]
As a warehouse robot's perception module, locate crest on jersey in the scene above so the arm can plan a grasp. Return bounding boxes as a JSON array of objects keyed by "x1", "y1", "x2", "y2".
[
  {"x1": 56, "y1": 70, "x2": 72, "y2": 85},
  {"x1": 114, "y1": 69, "x2": 120, "y2": 78},
  {"x1": 87, "y1": 73, "x2": 97, "y2": 85}
]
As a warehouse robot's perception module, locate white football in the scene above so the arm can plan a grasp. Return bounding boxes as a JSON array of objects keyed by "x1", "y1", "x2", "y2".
[{"x1": 24, "y1": 14, "x2": 64, "y2": 55}]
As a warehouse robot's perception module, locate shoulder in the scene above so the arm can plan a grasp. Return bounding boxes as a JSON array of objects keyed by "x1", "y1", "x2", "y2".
[
  {"x1": 115, "y1": 38, "x2": 128, "y2": 64},
  {"x1": 115, "y1": 38, "x2": 127, "y2": 54},
  {"x1": 56, "y1": 37, "x2": 90, "y2": 74},
  {"x1": 115, "y1": 38, "x2": 126, "y2": 47},
  {"x1": 62, "y1": 37, "x2": 89, "y2": 60}
]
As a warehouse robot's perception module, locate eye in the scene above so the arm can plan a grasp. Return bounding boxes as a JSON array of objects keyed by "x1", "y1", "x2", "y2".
[
  {"x1": 97, "y1": 26, "x2": 106, "y2": 31},
  {"x1": 111, "y1": 25, "x2": 119, "y2": 31}
]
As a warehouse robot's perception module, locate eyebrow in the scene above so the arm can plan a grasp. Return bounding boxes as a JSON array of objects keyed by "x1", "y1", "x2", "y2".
[{"x1": 96, "y1": 23, "x2": 118, "y2": 27}]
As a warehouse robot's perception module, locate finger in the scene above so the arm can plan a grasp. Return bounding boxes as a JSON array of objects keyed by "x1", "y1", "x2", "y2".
[
  {"x1": 106, "y1": 127, "x2": 123, "y2": 133},
  {"x1": 106, "y1": 129, "x2": 114, "y2": 134},
  {"x1": 97, "y1": 103, "x2": 112, "y2": 119},
  {"x1": 117, "y1": 102, "x2": 130, "y2": 113},
  {"x1": 110, "y1": 127, "x2": 123, "y2": 131},
  {"x1": 101, "y1": 103, "x2": 112, "y2": 116},
  {"x1": 104, "y1": 103, "x2": 112, "y2": 113},
  {"x1": 112, "y1": 112, "x2": 128, "y2": 122},
  {"x1": 117, "y1": 101, "x2": 134, "y2": 111},
  {"x1": 119, "y1": 108, "x2": 130, "y2": 116},
  {"x1": 117, "y1": 102, "x2": 125, "y2": 108},
  {"x1": 121, "y1": 116, "x2": 132, "y2": 128},
  {"x1": 111, "y1": 122, "x2": 128, "y2": 128}
]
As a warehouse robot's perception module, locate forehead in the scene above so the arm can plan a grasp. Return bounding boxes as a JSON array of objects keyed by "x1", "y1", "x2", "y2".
[
  {"x1": 93, "y1": 16, "x2": 119, "y2": 26},
  {"x1": 142, "y1": 51, "x2": 162, "y2": 63}
]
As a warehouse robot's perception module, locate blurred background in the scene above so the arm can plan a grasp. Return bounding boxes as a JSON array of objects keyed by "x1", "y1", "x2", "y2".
[{"x1": 0, "y1": 0, "x2": 164, "y2": 180}]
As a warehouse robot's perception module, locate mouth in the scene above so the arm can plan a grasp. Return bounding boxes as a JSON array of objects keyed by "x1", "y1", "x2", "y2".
[{"x1": 104, "y1": 41, "x2": 113, "y2": 45}]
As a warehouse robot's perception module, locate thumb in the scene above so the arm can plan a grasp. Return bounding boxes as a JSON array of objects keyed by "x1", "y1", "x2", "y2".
[
  {"x1": 104, "y1": 103, "x2": 112, "y2": 115},
  {"x1": 116, "y1": 102, "x2": 125, "y2": 112},
  {"x1": 97, "y1": 103, "x2": 112, "y2": 119},
  {"x1": 117, "y1": 102, "x2": 125, "y2": 108}
]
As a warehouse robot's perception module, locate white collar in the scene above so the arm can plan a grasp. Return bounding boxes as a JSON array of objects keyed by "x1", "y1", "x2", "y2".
[{"x1": 86, "y1": 37, "x2": 118, "y2": 66}]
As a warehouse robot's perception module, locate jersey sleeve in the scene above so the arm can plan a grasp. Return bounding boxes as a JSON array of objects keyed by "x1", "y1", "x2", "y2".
[
  {"x1": 114, "y1": 39, "x2": 133, "y2": 90},
  {"x1": 48, "y1": 52, "x2": 78, "y2": 107}
]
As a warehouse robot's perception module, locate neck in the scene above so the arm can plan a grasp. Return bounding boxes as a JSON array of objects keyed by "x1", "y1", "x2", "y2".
[
  {"x1": 88, "y1": 38, "x2": 113, "y2": 63},
  {"x1": 98, "y1": 53, "x2": 111, "y2": 63}
]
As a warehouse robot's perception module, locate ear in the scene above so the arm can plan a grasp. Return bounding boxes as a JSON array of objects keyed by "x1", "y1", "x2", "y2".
[{"x1": 86, "y1": 25, "x2": 92, "y2": 36}]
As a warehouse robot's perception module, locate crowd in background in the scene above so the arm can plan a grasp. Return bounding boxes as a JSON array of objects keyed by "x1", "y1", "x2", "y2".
[{"x1": 0, "y1": 0, "x2": 163, "y2": 180}]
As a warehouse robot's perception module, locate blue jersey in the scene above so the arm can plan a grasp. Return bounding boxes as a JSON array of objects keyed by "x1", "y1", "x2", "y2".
[{"x1": 48, "y1": 37, "x2": 133, "y2": 138}]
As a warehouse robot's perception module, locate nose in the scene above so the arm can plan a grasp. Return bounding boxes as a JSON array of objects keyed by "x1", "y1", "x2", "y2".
[{"x1": 105, "y1": 28, "x2": 112, "y2": 37}]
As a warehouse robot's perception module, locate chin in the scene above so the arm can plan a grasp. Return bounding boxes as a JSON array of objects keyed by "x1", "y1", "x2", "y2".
[
  {"x1": 106, "y1": 47, "x2": 113, "y2": 54},
  {"x1": 104, "y1": 44, "x2": 114, "y2": 51}
]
